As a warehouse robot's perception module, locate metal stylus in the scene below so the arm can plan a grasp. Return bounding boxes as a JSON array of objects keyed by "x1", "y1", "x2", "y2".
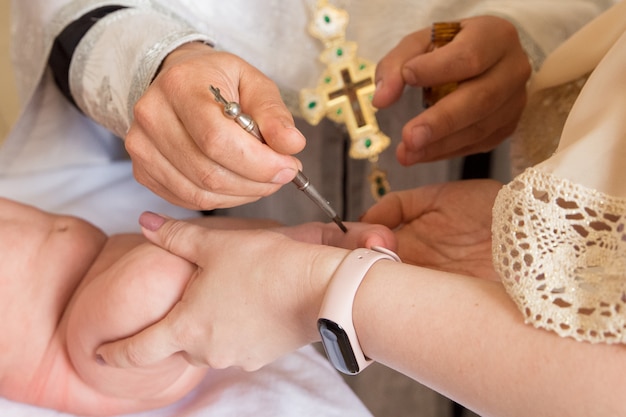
[{"x1": 209, "y1": 85, "x2": 347, "y2": 233}]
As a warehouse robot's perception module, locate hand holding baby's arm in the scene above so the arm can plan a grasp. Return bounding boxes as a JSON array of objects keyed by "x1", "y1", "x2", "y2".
[{"x1": 96, "y1": 214, "x2": 396, "y2": 370}]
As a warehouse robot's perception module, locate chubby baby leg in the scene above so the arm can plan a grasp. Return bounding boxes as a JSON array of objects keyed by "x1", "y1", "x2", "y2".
[{"x1": 64, "y1": 237, "x2": 207, "y2": 411}]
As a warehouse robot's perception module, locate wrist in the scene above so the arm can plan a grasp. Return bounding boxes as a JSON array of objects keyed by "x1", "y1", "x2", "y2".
[
  {"x1": 317, "y1": 247, "x2": 400, "y2": 374},
  {"x1": 304, "y1": 246, "x2": 350, "y2": 341},
  {"x1": 158, "y1": 41, "x2": 216, "y2": 77},
  {"x1": 166, "y1": 40, "x2": 216, "y2": 60}
]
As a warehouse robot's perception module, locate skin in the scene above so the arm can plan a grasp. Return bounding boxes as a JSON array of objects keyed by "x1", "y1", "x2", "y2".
[
  {"x1": 0, "y1": 197, "x2": 394, "y2": 416},
  {"x1": 360, "y1": 179, "x2": 503, "y2": 280},
  {"x1": 126, "y1": 43, "x2": 306, "y2": 210},
  {"x1": 0, "y1": 197, "x2": 206, "y2": 416},
  {"x1": 96, "y1": 182, "x2": 626, "y2": 417},
  {"x1": 373, "y1": 16, "x2": 531, "y2": 165},
  {"x1": 125, "y1": 15, "x2": 530, "y2": 210}
]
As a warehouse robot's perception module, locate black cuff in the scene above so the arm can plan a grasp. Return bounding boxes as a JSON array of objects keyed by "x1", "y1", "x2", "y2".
[{"x1": 49, "y1": 5, "x2": 129, "y2": 108}]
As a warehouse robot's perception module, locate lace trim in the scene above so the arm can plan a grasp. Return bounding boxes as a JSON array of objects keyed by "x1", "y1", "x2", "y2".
[{"x1": 493, "y1": 167, "x2": 626, "y2": 344}]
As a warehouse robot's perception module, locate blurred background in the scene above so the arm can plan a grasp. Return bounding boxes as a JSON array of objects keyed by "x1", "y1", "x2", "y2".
[{"x1": 1, "y1": 0, "x2": 19, "y2": 142}]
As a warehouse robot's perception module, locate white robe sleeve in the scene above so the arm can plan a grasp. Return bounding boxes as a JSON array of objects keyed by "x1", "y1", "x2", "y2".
[
  {"x1": 68, "y1": 6, "x2": 213, "y2": 137},
  {"x1": 11, "y1": 0, "x2": 212, "y2": 138}
]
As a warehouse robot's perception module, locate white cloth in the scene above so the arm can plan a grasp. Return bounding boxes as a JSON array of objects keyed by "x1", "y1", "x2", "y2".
[
  {"x1": 0, "y1": 345, "x2": 372, "y2": 417},
  {"x1": 0, "y1": 73, "x2": 197, "y2": 234},
  {"x1": 493, "y1": 1, "x2": 626, "y2": 344},
  {"x1": 0, "y1": 0, "x2": 616, "y2": 415},
  {"x1": 534, "y1": 1, "x2": 626, "y2": 196}
]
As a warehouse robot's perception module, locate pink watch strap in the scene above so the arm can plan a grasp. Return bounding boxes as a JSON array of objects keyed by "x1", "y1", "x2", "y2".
[{"x1": 318, "y1": 246, "x2": 400, "y2": 372}]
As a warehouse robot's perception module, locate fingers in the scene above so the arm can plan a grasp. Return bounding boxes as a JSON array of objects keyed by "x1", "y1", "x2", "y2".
[
  {"x1": 137, "y1": 68, "x2": 302, "y2": 181},
  {"x1": 401, "y1": 17, "x2": 523, "y2": 88},
  {"x1": 127, "y1": 46, "x2": 307, "y2": 209},
  {"x1": 320, "y1": 222, "x2": 397, "y2": 251},
  {"x1": 372, "y1": 26, "x2": 431, "y2": 109},
  {"x1": 361, "y1": 187, "x2": 438, "y2": 228},
  {"x1": 374, "y1": 16, "x2": 531, "y2": 164},
  {"x1": 274, "y1": 221, "x2": 397, "y2": 252},
  {"x1": 396, "y1": 82, "x2": 526, "y2": 164},
  {"x1": 126, "y1": 119, "x2": 292, "y2": 210},
  {"x1": 237, "y1": 71, "x2": 307, "y2": 156},
  {"x1": 96, "y1": 316, "x2": 180, "y2": 368},
  {"x1": 361, "y1": 192, "x2": 405, "y2": 229},
  {"x1": 398, "y1": 28, "x2": 528, "y2": 162},
  {"x1": 174, "y1": 77, "x2": 305, "y2": 180},
  {"x1": 137, "y1": 212, "x2": 213, "y2": 266}
]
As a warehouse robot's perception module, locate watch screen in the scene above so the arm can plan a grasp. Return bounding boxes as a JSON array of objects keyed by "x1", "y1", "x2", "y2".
[{"x1": 318, "y1": 319, "x2": 360, "y2": 374}]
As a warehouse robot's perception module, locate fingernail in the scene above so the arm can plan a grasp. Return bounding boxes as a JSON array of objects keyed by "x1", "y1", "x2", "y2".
[
  {"x1": 410, "y1": 125, "x2": 431, "y2": 151},
  {"x1": 271, "y1": 168, "x2": 296, "y2": 185},
  {"x1": 139, "y1": 211, "x2": 166, "y2": 231},
  {"x1": 96, "y1": 353, "x2": 107, "y2": 366}
]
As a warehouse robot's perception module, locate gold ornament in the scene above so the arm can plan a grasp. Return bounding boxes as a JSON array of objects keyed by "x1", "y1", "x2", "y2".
[{"x1": 300, "y1": 0, "x2": 391, "y2": 199}]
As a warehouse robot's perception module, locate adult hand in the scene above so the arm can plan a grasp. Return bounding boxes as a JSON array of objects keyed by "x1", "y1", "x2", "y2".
[
  {"x1": 373, "y1": 16, "x2": 531, "y2": 165},
  {"x1": 125, "y1": 42, "x2": 306, "y2": 210},
  {"x1": 361, "y1": 180, "x2": 502, "y2": 280},
  {"x1": 95, "y1": 216, "x2": 396, "y2": 370},
  {"x1": 274, "y1": 220, "x2": 397, "y2": 250}
]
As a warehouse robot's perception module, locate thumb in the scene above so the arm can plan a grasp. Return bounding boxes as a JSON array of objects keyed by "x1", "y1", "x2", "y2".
[
  {"x1": 138, "y1": 211, "x2": 208, "y2": 265},
  {"x1": 243, "y1": 80, "x2": 306, "y2": 156},
  {"x1": 95, "y1": 213, "x2": 207, "y2": 368},
  {"x1": 360, "y1": 192, "x2": 406, "y2": 229},
  {"x1": 96, "y1": 315, "x2": 180, "y2": 368}
]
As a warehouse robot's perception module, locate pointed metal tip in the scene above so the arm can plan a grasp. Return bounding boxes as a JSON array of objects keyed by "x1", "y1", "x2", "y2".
[{"x1": 333, "y1": 216, "x2": 348, "y2": 233}]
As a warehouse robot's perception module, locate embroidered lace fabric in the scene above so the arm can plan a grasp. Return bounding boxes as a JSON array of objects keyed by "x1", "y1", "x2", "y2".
[{"x1": 493, "y1": 167, "x2": 626, "y2": 344}]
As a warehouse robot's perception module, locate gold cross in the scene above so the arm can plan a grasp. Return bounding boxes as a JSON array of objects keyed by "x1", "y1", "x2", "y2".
[{"x1": 300, "y1": 1, "x2": 391, "y2": 162}]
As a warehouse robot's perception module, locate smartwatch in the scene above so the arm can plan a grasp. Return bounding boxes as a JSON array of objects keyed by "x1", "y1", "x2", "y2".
[{"x1": 317, "y1": 246, "x2": 400, "y2": 375}]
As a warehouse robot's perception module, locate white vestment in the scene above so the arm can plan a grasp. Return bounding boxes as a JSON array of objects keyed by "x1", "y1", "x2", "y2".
[
  {"x1": 3, "y1": 0, "x2": 615, "y2": 226},
  {"x1": 0, "y1": 0, "x2": 615, "y2": 415}
]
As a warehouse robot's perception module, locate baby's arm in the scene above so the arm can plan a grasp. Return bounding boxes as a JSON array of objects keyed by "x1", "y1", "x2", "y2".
[{"x1": 63, "y1": 235, "x2": 207, "y2": 416}]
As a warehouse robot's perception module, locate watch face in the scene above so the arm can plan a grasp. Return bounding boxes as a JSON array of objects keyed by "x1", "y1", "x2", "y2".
[{"x1": 317, "y1": 318, "x2": 360, "y2": 375}]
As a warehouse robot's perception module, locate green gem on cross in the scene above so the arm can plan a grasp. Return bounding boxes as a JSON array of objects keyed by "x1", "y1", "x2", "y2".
[
  {"x1": 324, "y1": 15, "x2": 331, "y2": 24},
  {"x1": 308, "y1": 101, "x2": 317, "y2": 110},
  {"x1": 374, "y1": 176, "x2": 387, "y2": 197},
  {"x1": 336, "y1": 48, "x2": 343, "y2": 57},
  {"x1": 364, "y1": 138, "x2": 372, "y2": 148}
]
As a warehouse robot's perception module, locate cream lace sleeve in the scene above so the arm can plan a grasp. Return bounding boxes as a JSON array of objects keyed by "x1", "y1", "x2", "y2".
[
  {"x1": 493, "y1": 168, "x2": 626, "y2": 344},
  {"x1": 494, "y1": 2, "x2": 626, "y2": 344}
]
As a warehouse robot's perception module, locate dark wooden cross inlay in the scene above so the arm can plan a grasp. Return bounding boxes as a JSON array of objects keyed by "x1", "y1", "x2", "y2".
[{"x1": 328, "y1": 68, "x2": 373, "y2": 128}]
